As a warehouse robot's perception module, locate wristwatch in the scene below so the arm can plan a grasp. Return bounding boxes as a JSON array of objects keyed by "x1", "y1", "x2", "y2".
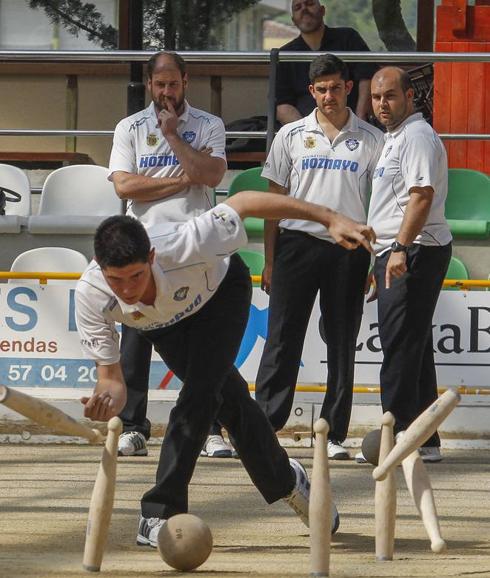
[{"x1": 391, "y1": 241, "x2": 408, "y2": 253}]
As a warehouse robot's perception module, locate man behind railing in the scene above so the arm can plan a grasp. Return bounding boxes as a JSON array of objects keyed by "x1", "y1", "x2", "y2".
[{"x1": 275, "y1": 0, "x2": 377, "y2": 125}]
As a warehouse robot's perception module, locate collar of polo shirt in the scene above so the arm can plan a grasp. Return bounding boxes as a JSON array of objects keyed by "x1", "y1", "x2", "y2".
[
  {"x1": 304, "y1": 107, "x2": 359, "y2": 136},
  {"x1": 385, "y1": 112, "x2": 424, "y2": 139}
]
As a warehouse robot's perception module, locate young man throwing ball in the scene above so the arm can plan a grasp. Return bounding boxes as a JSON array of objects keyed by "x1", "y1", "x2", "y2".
[{"x1": 75, "y1": 191, "x2": 374, "y2": 545}]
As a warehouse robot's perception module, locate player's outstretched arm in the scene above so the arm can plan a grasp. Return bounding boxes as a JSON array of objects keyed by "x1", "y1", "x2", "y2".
[
  {"x1": 80, "y1": 362, "x2": 127, "y2": 422},
  {"x1": 224, "y1": 191, "x2": 376, "y2": 253}
]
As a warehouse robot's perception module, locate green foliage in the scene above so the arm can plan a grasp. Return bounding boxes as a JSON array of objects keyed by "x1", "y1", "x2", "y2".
[
  {"x1": 143, "y1": 0, "x2": 261, "y2": 50},
  {"x1": 28, "y1": 0, "x2": 117, "y2": 48},
  {"x1": 28, "y1": 0, "x2": 261, "y2": 50},
  {"x1": 28, "y1": 0, "x2": 418, "y2": 51}
]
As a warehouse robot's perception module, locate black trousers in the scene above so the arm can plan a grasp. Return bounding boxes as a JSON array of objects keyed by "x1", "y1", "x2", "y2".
[
  {"x1": 120, "y1": 324, "x2": 153, "y2": 439},
  {"x1": 120, "y1": 330, "x2": 222, "y2": 439},
  {"x1": 139, "y1": 255, "x2": 295, "y2": 518},
  {"x1": 374, "y1": 243, "x2": 452, "y2": 446},
  {"x1": 255, "y1": 230, "x2": 370, "y2": 442}
]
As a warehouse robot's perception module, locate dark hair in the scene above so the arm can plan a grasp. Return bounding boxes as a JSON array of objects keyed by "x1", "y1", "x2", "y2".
[
  {"x1": 309, "y1": 53, "x2": 350, "y2": 84},
  {"x1": 94, "y1": 215, "x2": 151, "y2": 269},
  {"x1": 147, "y1": 51, "x2": 186, "y2": 79}
]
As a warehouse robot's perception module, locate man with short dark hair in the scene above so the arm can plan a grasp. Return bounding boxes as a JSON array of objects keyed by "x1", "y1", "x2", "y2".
[
  {"x1": 367, "y1": 66, "x2": 452, "y2": 463},
  {"x1": 109, "y1": 50, "x2": 232, "y2": 458},
  {"x1": 255, "y1": 54, "x2": 383, "y2": 460},
  {"x1": 76, "y1": 190, "x2": 376, "y2": 545},
  {"x1": 276, "y1": 0, "x2": 376, "y2": 125}
]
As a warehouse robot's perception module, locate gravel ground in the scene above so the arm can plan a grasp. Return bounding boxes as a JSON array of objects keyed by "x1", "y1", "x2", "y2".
[{"x1": 0, "y1": 445, "x2": 489, "y2": 578}]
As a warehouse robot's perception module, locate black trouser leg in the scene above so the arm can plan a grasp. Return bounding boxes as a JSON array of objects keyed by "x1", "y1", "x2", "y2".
[
  {"x1": 255, "y1": 232, "x2": 320, "y2": 431},
  {"x1": 256, "y1": 231, "x2": 369, "y2": 441},
  {"x1": 208, "y1": 422, "x2": 223, "y2": 436},
  {"x1": 120, "y1": 309, "x2": 223, "y2": 442},
  {"x1": 140, "y1": 255, "x2": 294, "y2": 518},
  {"x1": 119, "y1": 324, "x2": 153, "y2": 439},
  {"x1": 375, "y1": 244, "x2": 451, "y2": 445},
  {"x1": 318, "y1": 246, "x2": 370, "y2": 442},
  {"x1": 417, "y1": 333, "x2": 441, "y2": 447},
  {"x1": 217, "y1": 367, "x2": 294, "y2": 503}
]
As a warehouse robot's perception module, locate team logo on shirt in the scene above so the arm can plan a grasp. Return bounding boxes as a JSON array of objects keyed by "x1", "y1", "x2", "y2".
[
  {"x1": 345, "y1": 138, "x2": 359, "y2": 151},
  {"x1": 174, "y1": 286, "x2": 190, "y2": 301},
  {"x1": 212, "y1": 210, "x2": 228, "y2": 222},
  {"x1": 131, "y1": 311, "x2": 146, "y2": 320},
  {"x1": 146, "y1": 133, "x2": 159, "y2": 146},
  {"x1": 304, "y1": 136, "x2": 316, "y2": 149},
  {"x1": 384, "y1": 145, "x2": 393, "y2": 158},
  {"x1": 183, "y1": 131, "x2": 196, "y2": 143}
]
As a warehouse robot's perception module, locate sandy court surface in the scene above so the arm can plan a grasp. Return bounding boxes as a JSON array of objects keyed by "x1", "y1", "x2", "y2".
[{"x1": 0, "y1": 445, "x2": 490, "y2": 578}]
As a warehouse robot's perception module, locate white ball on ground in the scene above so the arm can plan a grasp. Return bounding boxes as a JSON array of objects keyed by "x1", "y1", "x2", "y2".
[{"x1": 157, "y1": 513, "x2": 213, "y2": 571}]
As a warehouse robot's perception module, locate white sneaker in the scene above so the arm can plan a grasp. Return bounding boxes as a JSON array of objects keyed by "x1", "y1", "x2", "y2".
[
  {"x1": 283, "y1": 458, "x2": 340, "y2": 534},
  {"x1": 201, "y1": 434, "x2": 232, "y2": 458},
  {"x1": 327, "y1": 439, "x2": 350, "y2": 460},
  {"x1": 283, "y1": 458, "x2": 310, "y2": 526},
  {"x1": 419, "y1": 447, "x2": 443, "y2": 463},
  {"x1": 136, "y1": 515, "x2": 166, "y2": 548},
  {"x1": 355, "y1": 451, "x2": 368, "y2": 464},
  {"x1": 118, "y1": 431, "x2": 148, "y2": 456}
]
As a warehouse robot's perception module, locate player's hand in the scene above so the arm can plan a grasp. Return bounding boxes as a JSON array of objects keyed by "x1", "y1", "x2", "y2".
[
  {"x1": 80, "y1": 379, "x2": 127, "y2": 422},
  {"x1": 328, "y1": 213, "x2": 376, "y2": 253},
  {"x1": 365, "y1": 271, "x2": 377, "y2": 302},
  {"x1": 261, "y1": 263, "x2": 273, "y2": 294},
  {"x1": 158, "y1": 100, "x2": 179, "y2": 136},
  {"x1": 385, "y1": 251, "x2": 407, "y2": 289}
]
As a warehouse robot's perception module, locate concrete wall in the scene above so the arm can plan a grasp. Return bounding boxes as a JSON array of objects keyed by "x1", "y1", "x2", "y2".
[{"x1": 0, "y1": 66, "x2": 269, "y2": 167}]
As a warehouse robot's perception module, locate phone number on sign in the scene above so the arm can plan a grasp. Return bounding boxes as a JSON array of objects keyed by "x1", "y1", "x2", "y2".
[{"x1": 0, "y1": 359, "x2": 97, "y2": 387}]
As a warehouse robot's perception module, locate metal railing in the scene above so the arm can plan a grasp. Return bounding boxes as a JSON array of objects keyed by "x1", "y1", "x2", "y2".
[
  {"x1": 2, "y1": 271, "x2": 489, "y2": 292},
  {"x1": 1, "y1": 271, "x2": 489, "y2": 289},
  {"x1": 1, "y1": 49, "x2": 490, "y2": 62},
  {"x1": 0, "y1": 128, "x2": 488, "y2": 141},
  {"x1": 1, "y1": 50, "x2": 490, "y2": 149}
]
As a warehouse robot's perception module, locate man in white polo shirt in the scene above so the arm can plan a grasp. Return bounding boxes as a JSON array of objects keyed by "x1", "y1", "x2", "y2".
[
  {"x1": 255, "y1": 54, "x2": 383, "y2": 460},
  {"x1": 367, "y1": 66, "x2": 452, "y2": 462},
  {"x1": 109, "y1": 51, "x2": 232, "y2": 458},
  {"x1": 76, "y1": 191, "x2": 375, "y2": 546}
]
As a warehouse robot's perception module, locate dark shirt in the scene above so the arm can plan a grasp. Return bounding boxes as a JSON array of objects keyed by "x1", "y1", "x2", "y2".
[{"x1": 276, "y1": 25, "x2": 377, "y2": 118}]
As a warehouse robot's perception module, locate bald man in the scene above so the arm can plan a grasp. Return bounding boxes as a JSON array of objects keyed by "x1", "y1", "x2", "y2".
[
  {"x1": 367, "y1": 67, "x2": 452, "y2": 462},
  {"x1": 275, "y1": 0, "x2": 376, "y2": 125},
  {"x1": 109, "y1": 51, "x2": 233, "y2": 459}
]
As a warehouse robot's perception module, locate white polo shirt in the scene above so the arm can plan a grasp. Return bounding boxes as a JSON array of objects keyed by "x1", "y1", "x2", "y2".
[
  {"x1": 367, "y1": 113, "x2": 452, "y2": 255},
  {"x1": 262, "y1": 108, "x2": 383, "y2": 242},
  {"x1": 109, "y1": 101, "x2": 227, "y2": 227},
  {"x1": 75, "y1": 204, "x2": 247, "y2": 365}
]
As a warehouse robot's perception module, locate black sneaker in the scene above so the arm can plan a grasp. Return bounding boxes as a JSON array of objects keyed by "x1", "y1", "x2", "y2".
[
  {"x1": 136, "y1": 515, "x2": 166, "y2": 548},
  {"x1": 419, "y1": 447, "x2": 443, "y2": 463}
]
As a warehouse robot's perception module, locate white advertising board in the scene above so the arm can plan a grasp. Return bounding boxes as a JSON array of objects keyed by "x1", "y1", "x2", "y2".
[{"x1": 0, "y1": 284, "x2": 489, "y2": 389}]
